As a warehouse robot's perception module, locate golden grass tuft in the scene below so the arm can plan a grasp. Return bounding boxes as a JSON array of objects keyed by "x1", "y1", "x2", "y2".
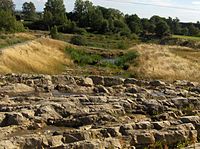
[
  {"x1": 130, "y1": 44, "x2": 200, "y2": 82},
  {"x1": 13, "y1": 32, "x2": 36, "y2": 40},
  {"x1": 0, "y1": 38, "x2": 73, "y2": 74}
]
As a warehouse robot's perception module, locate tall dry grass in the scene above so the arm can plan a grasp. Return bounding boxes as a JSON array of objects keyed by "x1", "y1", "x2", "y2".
[
  {"x1": 0, "y1": 38, "x2": 72, "y2": 74},
  {"x1": 129, "y1": 44, "x2": 200, "y2": 82}
]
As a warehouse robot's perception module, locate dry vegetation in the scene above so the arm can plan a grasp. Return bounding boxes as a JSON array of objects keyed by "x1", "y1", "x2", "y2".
[
  {"x1": 130, "y1": 44, "x2": 200, "y2": 82},
  {"x1": 0, "y1": 38, "x2": 72, "y2": 74}
]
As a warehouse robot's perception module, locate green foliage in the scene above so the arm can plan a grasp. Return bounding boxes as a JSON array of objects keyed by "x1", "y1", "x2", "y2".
[
  {"x1": 155, "y1": 21, "x2": 170, "y2": 37},
  {"x1": 50, "y1": 26, "x2": 59, "y2": 39},
  {"x1": 125, "y1": 14, "x2": 142, "y2": 34},
  {"x1": 22, "y1": 2, "x2": 37, "y2": 21},
  {"x1": 44, "y1": 0, "x2": 67, "y2": 27},
  {"x1": 0, "y1": 0, "x2": 14, "y2": 11},
  {"x1": 70, "y1": 35, "x2": 87, "y2": 46},
  {"x1": 66, "y1": 48, "x2": 102, "y2": 65},
  {"x1": 115, "y1": 51, "x2": 139, "y2": 69},
  {"x1": 0, "y1": 10, "x2": 24, "y2": 32},
  {"x1": 57, "y1": 21, "x2": 87, "y2": 34},
  {"x1": 188, "y1": 23, "x2": 200, "y2": 36},
  {"x1": 117, "y1": 41, "x2": 128, "y2": 49}
]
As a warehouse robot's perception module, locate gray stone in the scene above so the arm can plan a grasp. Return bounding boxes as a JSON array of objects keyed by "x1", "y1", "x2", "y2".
[
  {"x1": 104, "y1": 77, "x2": 124, "y2": 87},
  {"x1": 152, "y1": 121, "x2": 171, "y2": 130}
]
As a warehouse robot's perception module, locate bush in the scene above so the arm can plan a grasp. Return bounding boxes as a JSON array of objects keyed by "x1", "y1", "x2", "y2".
[
  {"x1": 115, "y1": 51, "x2": 139, "y2": 69},
  {"x1": 130, "y1": 33, "x2": 139, "y2": 40},
  {"x1": 66, "y1": 48, "x2": 102, "y2": 65},
  {"x1": 50, "y1": 26, "x2": 59, "y2": 39},
  {"x1": 117, "y1": 41, "x2": 128, "y2": 49},
  {"x1": 70, "y1": 35, "x2": 87, "y2": 46},
  {"x1": 73, "y1": 27, "x2": 87, "y2": 35},
  {"x1": 0, "y1": 10, "x2": 24, "y2": 32}
]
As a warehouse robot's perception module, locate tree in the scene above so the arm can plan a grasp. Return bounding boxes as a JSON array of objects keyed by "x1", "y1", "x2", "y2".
[
  {"x1": 0, "y1": 10, "x2": 24, "y2": 32},
  {"x1": 181, "y1": 27, "x2": 189, "y2": 35},
  {"x1": 188, "y1": 23, "x2": 200, "y2": 36},
  {"x1": 0, "y1": 0, "x2": 14, "y2": 11},
  {"x1": 155, "y1": 21, "x2": 170, "y2": 37},
  {"x1": 125, "y1": 14, "x2": 142, "y2": 34},
  {"x1": 44, "y1": 0, "x2": 67, "y2": 26},
  {"x1": 150, "y1": 15, "x2": 164, "y2": 25},
  {"x1": 22, "y1": 2, "x2": 37, "y2": 21},
  {"x1": 74, "y1": 0, "x2": 94, "y2": 27}
]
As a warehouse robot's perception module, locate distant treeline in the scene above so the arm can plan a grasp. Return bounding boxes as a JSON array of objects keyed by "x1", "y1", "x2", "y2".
[{"x1": 1, "y1": 0, "x2": 200, "y2": 38}]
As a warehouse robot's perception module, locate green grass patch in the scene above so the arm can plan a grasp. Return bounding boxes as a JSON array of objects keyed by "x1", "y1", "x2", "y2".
[
  {"x1": 66, "y1": 47, "x2": 139, "y2": 72},
  {"x1": 66, "y1": 48, "x2": 102, "y2": 66},
  {"x1": 62, "y1": 33, "x2": 139, "y2": 50},
  {"x1": 115, "y1": 51, "x2": 139, "y2": 69},
  {"x1": 172, "y1": 35, "x2": 200, "y2": 41}
]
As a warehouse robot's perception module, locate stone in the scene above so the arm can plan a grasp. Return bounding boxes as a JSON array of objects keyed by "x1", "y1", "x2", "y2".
[
  {"x1": 171, "y1": 97, "x2": 189, "y2": 108},
  {"x1": 63, "y1": 131, "x2": 90, "y2": 143},
  {"x1": 75, "y1": 77, "x2": 94, "y2": 87},
  {"x1": 149, "y1": 80, "x2": 166, "y2": 86},
  {"x1": 152, "y1": 121, "x2": 171, "y2": 130},
  {"x1": 124, "y1": 78, "x2": 138, "y2": 85},
  {"x1": 104, "y1": 77, "x2": 124, "y2": 87},
  {"x1": 119, "y1": 124, "x2": 134, "y2": 136},
  {"x1": 0, "y1": 83, "x2": 34, "y2": 95},
  {"x1": 131, "y1": 132, "x2": 155, "y2": 145},
  {"x1": 94, "y1": 85, "x2": 110, "y2": 94},
  {"x1": 89, "y1": 76, "x2": 104, "y2": 85},
  {"x1": 47, "y1": 135, "x2": 63, "y2": 147},
  {"x1": 136, "y1": 121, "x2": 152, "y2": 129},
  {"x1": 1, "y1": 112, "x2": 27, "y2": 127},
  {"x1": 180, "y1": 116, "x2": 200, "y2": 124}
]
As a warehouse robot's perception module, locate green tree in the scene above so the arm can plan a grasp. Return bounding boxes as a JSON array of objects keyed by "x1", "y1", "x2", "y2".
[
  {"x1": 0, "y1": 0, "x2": 14, "y2": 11},
  {"x1": 0, "y1": 10, "x2": 24, "y2": 32},
  {"x1": 181, "y1": 27, "x2": 189, "y2": 35},
  {"x1": 150, "y1": 15, "x2": 164, "y2": 25},
  {"x1": 74, "y1": 0, "x2": 94, "y2": 27},
  {"x1": 188, "y1": 23, "x2": 200, "y2": 36},
  {"x1": 22, "y1": 2, "x2": 37, "y2": 21},
  {"x1": 44, "y1": 0, "x2": 67, "y2": 26},
  {"x1": 125, "y1": 14, "x2": 142, "y2": 34},
  {"x1": 155, "y1": 21, "x2": 170, "y2": 37}
]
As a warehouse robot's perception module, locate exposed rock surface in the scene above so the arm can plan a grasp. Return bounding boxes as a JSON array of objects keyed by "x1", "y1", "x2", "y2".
[{"x1": 0, "y1": 74, "x2": 199, "y2": 148}]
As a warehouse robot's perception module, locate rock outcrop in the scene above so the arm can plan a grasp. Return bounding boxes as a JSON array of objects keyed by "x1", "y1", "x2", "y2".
[{"x1": 0, "y1": 74, "x2": 199, "y2": 148}]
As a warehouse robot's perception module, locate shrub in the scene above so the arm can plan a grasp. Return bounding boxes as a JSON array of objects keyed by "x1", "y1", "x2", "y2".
[
  {"x1": 50, "y1": 26, "x2": 59, "y2": 39},
  {"x1": 74, "y1": 27, "x2": 87, "y2": 35},
  {"x1": 130, "y1": 33, "x2": 139, "y2": 40},
  {"x1": 115, "y1": 51, "x2": 139, "y2": 69},
  {"x1": 0, "y1": 10, "x2": 24, "y2": 32},
  {"x1": 66, "y1": 48, "x2": 102, "y2": 65},
  {"x1": 117, "y1": 41, "x2": 128, "y2": 49},
  {"x1": 70, "y1": 35, "x2": 87, "y2": 46}
]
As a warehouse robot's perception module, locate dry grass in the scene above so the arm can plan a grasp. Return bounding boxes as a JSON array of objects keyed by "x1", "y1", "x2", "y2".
[
  {"x1": 129, "y1": 44, "x2": 200, "y2": 82},
  {"x1": 13, "y1": 32, "x2": 36, "y2": 40},
  {"x1": 0, "y1": 37, "x2": 72, "y2": 74}
]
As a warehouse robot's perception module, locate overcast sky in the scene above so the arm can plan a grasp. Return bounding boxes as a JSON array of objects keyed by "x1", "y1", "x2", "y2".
[{"x1": 14, "y1": 0, "x2": 200, "y2": 22}]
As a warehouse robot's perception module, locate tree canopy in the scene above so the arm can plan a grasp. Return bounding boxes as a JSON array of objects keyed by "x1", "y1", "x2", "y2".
[
  {"x1": 44, "y1": 0, "x2": 67, "y2": 26},
  {"x1": 22, "y1": 2, "x2": 37, "y2": 21},
  {"x1": 0, "y1": 0, "x2": 15, "y2": 11}
]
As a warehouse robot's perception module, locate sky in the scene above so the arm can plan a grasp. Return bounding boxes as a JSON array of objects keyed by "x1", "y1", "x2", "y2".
[{"x1": 13, "y1": 0, "x2": 200, "y2": 22}]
